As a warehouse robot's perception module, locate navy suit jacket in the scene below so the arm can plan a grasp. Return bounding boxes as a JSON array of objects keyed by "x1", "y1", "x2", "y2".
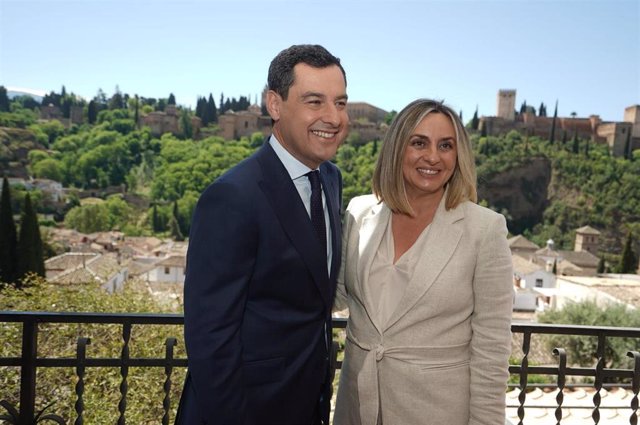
[{"x1": 176, "y1": 141, "x2": 342, "y2": 424}]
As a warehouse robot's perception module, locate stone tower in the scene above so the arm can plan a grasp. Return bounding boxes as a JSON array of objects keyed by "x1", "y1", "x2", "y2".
[
  {"x1": 624, "y1": 105, "x2": 640, "y2": 138},
  {"x1": 574, "y1": 225, "x2": 601, "y2": 255},
  {"x1": 497, "y1": 89, "x2": 516, "y2": 121}
]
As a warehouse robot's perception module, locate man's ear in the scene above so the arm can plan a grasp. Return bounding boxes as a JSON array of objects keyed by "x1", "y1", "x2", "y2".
[{"x1": 266, "y1": 90, "x2": 281, "y2": 121}]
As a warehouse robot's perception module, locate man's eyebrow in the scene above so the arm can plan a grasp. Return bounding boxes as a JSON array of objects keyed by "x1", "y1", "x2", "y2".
[
  {"x1": 300, "y1": 91, "x2": 325, "y2": 99},
  {"x1": 299, "y1": 92, "x2": 348, "y2": 101}
]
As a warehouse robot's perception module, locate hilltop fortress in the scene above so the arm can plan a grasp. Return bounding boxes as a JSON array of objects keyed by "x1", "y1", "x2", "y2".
[{"x1": 480, "y1": 89, "x2": 640, "y2": 157}]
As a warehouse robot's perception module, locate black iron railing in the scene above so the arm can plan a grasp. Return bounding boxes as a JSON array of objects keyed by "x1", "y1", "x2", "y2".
[{"x1": 0, "y1": 311, "x2": 639, "y2": 425}]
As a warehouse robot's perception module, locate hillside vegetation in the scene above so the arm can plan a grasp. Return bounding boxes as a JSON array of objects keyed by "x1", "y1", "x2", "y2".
[{"x1": 1, "y1": 93, "x2": 638, "y2": 263}]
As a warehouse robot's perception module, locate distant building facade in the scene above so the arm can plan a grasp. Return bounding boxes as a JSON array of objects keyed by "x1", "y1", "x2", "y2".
[
  {"x1": 218, "y1": 105, "x2": 272, "y2": 140},
  {"x1": 140, "y1": 104, "x2": 202, "y2": 138},
  {"x1": 480, "y1": 90, "x2": 640, "y2": 157}
]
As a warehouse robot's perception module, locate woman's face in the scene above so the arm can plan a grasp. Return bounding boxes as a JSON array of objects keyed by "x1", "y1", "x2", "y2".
[{"x1": 401, "y1": 112, "x2": 457, "y2": 202}]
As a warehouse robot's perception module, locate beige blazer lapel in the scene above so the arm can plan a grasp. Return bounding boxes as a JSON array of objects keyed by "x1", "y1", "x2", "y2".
[
  {"x1": 357, "y1": 202, "x2": 389, "y2": 334},
  {"x1": 383, "y1": 198, "x2": 465, "y2": 332}
]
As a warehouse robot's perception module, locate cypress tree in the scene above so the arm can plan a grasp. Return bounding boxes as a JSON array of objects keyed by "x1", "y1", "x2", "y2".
[
  {"x1": 539, "y1": 102, "x2": 546, "y2": 117},
  {"x1": 17, "y1": 193, "x2": 45, "y2": 282},
  {"x1": 619, "y1": 232, "x2": 638, "y2": 273},
  {"x1": 597, "y1": 257, "x2": 605, "y2": 274},
  {"x1": 134, "y1": 95, "x2": 140, "y2": 128},
  {"x1": 180, "y1": 109, "x2": 193, "y2": 139},
  {"x1": 207, "y1": 93, "x2": 218, "y2": 123},
  {"x1": 168, "y1": 93, "x2": 176, "y2": 105},
  {"x1": 584, "y1": 139, "x2": 590, "y2": 157},
  {"x1": 0, "y1": 86, "x2": 10, "y2": 112},
  {"x1": 471, "y1": 106, "x2": 479, "y2": 130},
  {"x1": 152, "y1": 204, "x2": 161, "y2": 233},
  {"x1": 0, "y1": 176, "x2": 18, "y2": 283},
  {"x1": 572, "y1": 132, "x2": 579, "y2": 154},
  {"x1": 88, "y1": 100, "x2": 98, "y2": 124},
  {"x1": 549, "y1": 100, "x2": 558, "y2": 143},
  {"x1": 625, "y1": 129, "x2": 632, "y2": 160},
  {"x1": 173, "y1": 200, "x2": 185, "y2": 236}
]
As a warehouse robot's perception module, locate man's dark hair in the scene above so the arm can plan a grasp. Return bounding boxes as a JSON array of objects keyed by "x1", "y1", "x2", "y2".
[{"x1": 268, "y1": 44, "x2": 346, "y2": 100}]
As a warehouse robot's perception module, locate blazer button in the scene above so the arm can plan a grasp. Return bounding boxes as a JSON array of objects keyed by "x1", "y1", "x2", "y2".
[{"x1": 375, "y1": 344, "x2": 385, "y2": 361}]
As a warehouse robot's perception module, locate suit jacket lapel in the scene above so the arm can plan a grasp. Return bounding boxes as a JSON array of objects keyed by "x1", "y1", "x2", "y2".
[
  {"x1": 357, "y1": 202, "x2": 389, "y2": 333},
  {"x1": 256, "y1": 143, "x2": 331, "y2": 308},
  {"x1": 383, "y1": 198, "x2": 464, "y2": 332}
]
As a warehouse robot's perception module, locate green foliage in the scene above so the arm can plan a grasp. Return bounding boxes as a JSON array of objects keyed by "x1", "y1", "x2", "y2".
[
  {"x1": 473, "y1": 132, "x2": 639, "y2": 254},
  {"x1": 618, "y1": 232, "x2": 638, "y2": 273},
  {"x1": 335, "y1": 142, "x2": 378, "y2": 207},
  {"x1": 16, "y1": 194, "x2": 45, "y2": 281},
  {"x1": 538, "y1": 300, "x2": 640, "y2": 372},
  {"x1": 0, "y1": 276, "x2": 186, "y2": 424},
  {"x1": 37, "y1": 120, "x2": 66, "y2": 146},
  {"x1": 0, "y1": 176, "x2": 18, "y2": 284},
  {"x1": 180, "y1": 109, "x2": 193, "y2": 140},
  {"x1": 0, "y1": 86, "x2": 9, "y2": 112},
  {"x1": 32, "y1": 158, "x2": 64, "y2": 181},
  {"x1": 0, "y1": 106, "x2": 38, "y2": 128},
  {"x1": 64, "y1": 196, "x2": 134, "y2": 233}
]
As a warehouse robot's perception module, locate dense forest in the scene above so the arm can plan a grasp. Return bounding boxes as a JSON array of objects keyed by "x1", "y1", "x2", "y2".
[{"x1": 0, "y1": 86, "x2": 638, "y2": 268}]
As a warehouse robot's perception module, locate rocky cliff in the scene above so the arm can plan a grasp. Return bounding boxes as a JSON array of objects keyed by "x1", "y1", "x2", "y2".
[{"x1": 477, "y1": 156, "x2": 552, "y2": 235}]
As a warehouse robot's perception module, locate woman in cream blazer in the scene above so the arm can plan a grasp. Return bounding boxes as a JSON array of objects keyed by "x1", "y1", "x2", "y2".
[{"x1": 333, "y1": 99, "x2": 513, "y2": 425}]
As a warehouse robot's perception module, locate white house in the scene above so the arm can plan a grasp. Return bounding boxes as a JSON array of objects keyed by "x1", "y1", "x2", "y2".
[
  {"x1": 148, "y1": 254, "x2": 186, "y2": 285},
  {"x1": 512, "y1": 255, "x2": 557, "y2": 311}
]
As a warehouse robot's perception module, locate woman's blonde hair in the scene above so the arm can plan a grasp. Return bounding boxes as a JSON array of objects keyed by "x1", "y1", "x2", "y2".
[{"x1": 372, "y1": 98, "x2": 477, "y2": 215}]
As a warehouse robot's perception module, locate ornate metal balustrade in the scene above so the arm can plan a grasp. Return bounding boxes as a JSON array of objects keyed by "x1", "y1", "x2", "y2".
[{"x1": 0, "y1": 312, "x2": 639, "y2": 425}]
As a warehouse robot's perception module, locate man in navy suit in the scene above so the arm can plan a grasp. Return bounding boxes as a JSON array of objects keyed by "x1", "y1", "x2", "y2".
[{"x1": 175, "y1": 44, "x2": 348, "y2": 425}]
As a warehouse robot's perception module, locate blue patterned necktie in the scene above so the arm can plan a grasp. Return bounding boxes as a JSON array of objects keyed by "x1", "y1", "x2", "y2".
[{"x1": 307, "y1": 170, "x2": 327, "y2": 254}]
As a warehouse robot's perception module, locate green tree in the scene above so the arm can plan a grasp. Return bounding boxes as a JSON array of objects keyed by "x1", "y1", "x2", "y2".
[
  {"x1": 38, "y1": 119, "x2": 66, "y2": 146},
  {"x1": 539, "y1": 102, "x2": 546, "y2": 117},
  {"x1": 0, "y1": 85, "x2": 9, "y2": 112},
  {"x1": 134, "y1": 94, "x2": 140, "y2": 128},
  {"x1": 195, "y1": 97, "x2": 208, "y2": 126},
  {"x1": 151, "y1": 203, "x2": 162, "y2": 232},
  {"x1": 16, "y1": 193, "x2": 45, "y2": 280},
  {"x1": 109, "y1": 86, "x2": 124, "y2": 110},
  {"x1": 471, "y1": 106, "x2": 479, "y2": 130},
  {"x1": 207, "y1": 93, "x2": 218, "y2": 123},
  {"x1": 168, "y1": 93, "x2": 176, "y2": 105},
  {"x1": 548, "y1": 100, "x2": 558, "y2": 143},
  {"x1": 572, "y1": 133, "x2": 579, "y2": 154},
  {"x1": 64, "y1": 203, "x2": 111, "y2": 233},
  {"x1": 597, "y1": 256, "x2": 605, "y2": 274},
  {"x1": 32, "y1": 158, "x2": 64, "y2": 181},
  {"x1": 180, "y1": 109, "x2": 193, "y2": 139},
  {"x1": 618, "y1": 232, "x2": 638, "y2": 273},
  {"x1": 0, "y1": 176, "x2": 18, "y2": 283},
  {"x1": 88, "y1": 100, "x2": 98, "y2": 124},
  {"x1": 539, "y1": 300, "x2": 640, "y2": 371}
]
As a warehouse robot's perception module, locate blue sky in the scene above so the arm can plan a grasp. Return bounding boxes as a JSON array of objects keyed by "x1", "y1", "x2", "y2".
[{"x1": 1, "y1": 0, "x2": 638, "y2": 122}]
